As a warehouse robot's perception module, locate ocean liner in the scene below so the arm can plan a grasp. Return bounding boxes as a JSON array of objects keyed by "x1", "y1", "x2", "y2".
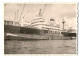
[
  {"x1": 4, "y1": 4, "x2": 61, "y2": 40},
  {"x1": 4, "y1": 4, "x2": 76, "y2": 40}
]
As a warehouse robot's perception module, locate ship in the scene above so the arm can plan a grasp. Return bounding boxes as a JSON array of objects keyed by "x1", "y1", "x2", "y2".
[
  {"x1": 4, "y1": 4, "x2": 61, "y2": 40},
  {"x1": 61, "y1": 18, "x2": 76, "y2": 39}
]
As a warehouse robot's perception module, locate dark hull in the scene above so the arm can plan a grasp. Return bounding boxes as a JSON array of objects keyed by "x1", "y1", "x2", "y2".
[
  {"x1": 61, "y1": 32, "x2": 76, "y2": 37},
  {"x1": 4, "y1": 25, "x2": 76, "y2": 40},
  {"x1": 4, "y1": 25, "x2": 48, "y2": 35},
  {"x1": 4, "y1": 25, "x2": 49, "y2": 40}
]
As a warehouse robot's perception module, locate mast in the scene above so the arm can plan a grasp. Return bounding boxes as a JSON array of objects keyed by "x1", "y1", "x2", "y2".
[
  {"x1": 14, "y1": 11, "x2": 16, "y2": 22},
  {"x1": 17, "y1": 9, "x2": 19, "y2": 21}
]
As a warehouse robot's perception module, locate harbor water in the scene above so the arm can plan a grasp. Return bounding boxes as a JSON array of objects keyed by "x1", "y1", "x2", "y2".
[{"x1": 4, "y1": 39, "x2": 77, "y2": 54}]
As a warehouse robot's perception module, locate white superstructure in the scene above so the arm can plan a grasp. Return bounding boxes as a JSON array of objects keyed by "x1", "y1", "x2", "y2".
[{"x1": 31, "y1": 16, "x2": 60, "y2": 34}]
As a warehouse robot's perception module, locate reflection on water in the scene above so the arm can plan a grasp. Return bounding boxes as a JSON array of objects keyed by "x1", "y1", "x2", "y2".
[{"x1": 4, "y1": 40, "x2": 77, "y2": 54}]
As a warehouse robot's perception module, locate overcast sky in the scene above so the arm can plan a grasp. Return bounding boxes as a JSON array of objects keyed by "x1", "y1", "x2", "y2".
[{"x1": 4, "y1": 3, "x2": 77, "y2": 30}]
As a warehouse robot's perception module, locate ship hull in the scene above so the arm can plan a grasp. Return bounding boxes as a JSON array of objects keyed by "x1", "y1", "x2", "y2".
[
  {"x1": 61, "y1": 32, "x2": 76, "y2": 37},
  {"x1": 4, "y1": 25, "x2": 49, "y2": 40}
]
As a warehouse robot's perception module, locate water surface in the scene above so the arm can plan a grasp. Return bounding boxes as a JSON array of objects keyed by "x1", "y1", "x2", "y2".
[{"x1": 4, "y1": 40, "x2": 77, "y2": 54}]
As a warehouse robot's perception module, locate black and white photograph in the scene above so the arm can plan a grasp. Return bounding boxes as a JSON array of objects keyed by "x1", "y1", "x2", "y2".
[{"x1": 4, "y1": 3, "x2": 77, "y2": 54}]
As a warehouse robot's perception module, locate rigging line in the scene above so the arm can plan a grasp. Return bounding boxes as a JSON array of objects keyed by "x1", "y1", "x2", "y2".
[
  {"x1": 19, "y1": 4, "x2": 25, "y2": 22},
  {"x1": 42, "y1": 4, "x2": 47, "y2": 17}
]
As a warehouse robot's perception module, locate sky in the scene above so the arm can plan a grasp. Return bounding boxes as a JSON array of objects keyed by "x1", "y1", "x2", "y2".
[{"x1": 4, "y1": 3, "x2": 77, "y2": 30}]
